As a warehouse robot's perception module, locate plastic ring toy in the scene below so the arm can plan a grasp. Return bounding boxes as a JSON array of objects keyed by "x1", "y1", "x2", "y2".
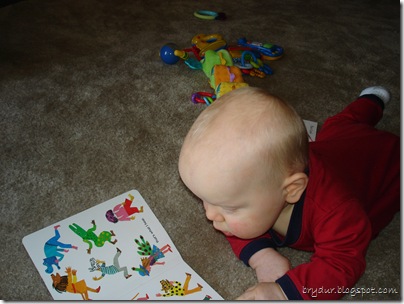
[
  {"x1": 240, "y1": 51, "x2": 258, "y2": 67},
  {"x1": 203, "y1": 96, "x2": 213, "y2": 105},
  {"x1": 194, "y1": 10, "x2": 226, "y2": 20},
  {"x1": 191, "y1": 92, "x2": 216, "y2": 104}
]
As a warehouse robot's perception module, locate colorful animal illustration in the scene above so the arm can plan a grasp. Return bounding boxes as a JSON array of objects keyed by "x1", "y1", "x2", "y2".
[
  {"x1": 89, "y1": 247, "x2": 132, "y2": 280},
  {"x1": 51, "y1": 267, "x2": 100, "y2": 300},
  {"x1": 105, "y1": 193, "x2": 144, "y2": 223},
  {"x1": 69, "y1": 220, "x2": 117, "y2": 254},
  {"x1": 131, "y1": 235, "x2": 172, "y2": 276},
  {"x1": 43, "y1": 225, "x2": 78, "y2": 273},
  {"x1": 156, "y1": 273, "x2": 203, "y2": 297}
]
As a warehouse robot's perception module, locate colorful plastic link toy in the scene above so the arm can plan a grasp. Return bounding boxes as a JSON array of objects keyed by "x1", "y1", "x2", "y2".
[
  {"x1": 237, "y1": 37, "x2": 284, "y2": 60},
  {"x1": 160, "y1": 34, "x2": 284, "y2": 105},
  {"x1": 191, "y1": 92, "x2": 217, "y2": 105}
]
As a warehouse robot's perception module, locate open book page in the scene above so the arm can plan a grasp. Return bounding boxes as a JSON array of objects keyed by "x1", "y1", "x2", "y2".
[
  {"x1": 23, "y1": 190, "x2": 223, "y2": 300},
  {"x1": 303, "y1": 119, "x2": 318, "y2": 142}
]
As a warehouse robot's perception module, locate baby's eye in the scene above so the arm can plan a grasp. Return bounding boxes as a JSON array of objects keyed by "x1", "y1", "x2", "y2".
[{"x1": 222, "y1": 207, "x2": 237, "y2": 213}]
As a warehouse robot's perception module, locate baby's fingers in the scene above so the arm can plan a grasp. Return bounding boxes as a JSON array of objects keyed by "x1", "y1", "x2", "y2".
[{"x1": 235, "y1": 285, "x2": 257, "y2": 300}]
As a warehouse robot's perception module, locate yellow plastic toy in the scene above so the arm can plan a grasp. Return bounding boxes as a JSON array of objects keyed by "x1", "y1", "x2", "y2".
[{"x1": 192, "y1": 34, "x2": 227, "y2": 58}]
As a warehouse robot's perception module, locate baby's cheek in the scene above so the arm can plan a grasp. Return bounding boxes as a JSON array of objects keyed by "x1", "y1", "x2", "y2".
[
  {"x1": 229, "y1": 217, "x2": 269, "y2": 239},
  {"x1": 228, "y1": 219, "x2": 249, "y2": 237}
]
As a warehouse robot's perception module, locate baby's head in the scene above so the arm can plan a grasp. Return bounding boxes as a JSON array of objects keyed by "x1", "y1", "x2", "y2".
[{"x1": 179, "y1": 87, "x2": 309, "y2": 239}]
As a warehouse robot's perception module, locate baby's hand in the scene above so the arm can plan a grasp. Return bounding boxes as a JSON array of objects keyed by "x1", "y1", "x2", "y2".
[
  {"x1": 249, "y1": 248, "x2": 291, "y2": 282},
  {"x1": 236, "y1": 282, "x2": 287, "y2": 300}
]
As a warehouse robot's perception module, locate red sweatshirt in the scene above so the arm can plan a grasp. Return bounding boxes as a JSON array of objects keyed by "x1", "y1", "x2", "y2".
[{"x1": 226, "y1": 95, "x2": 400, "y2": 300}]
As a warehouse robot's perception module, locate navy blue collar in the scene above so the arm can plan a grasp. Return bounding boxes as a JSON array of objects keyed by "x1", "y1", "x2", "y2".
[
  {"x1": 268, "y1": 167, "x2": 309, "y2": 246},
  {"x1": 269, "y1": 190, "x2": 305, "y2": 247}
]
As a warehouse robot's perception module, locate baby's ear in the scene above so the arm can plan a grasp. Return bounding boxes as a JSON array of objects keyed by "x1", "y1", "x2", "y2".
[{"x1": 283, "y1": 172, "x2": 308, "y2": 203}]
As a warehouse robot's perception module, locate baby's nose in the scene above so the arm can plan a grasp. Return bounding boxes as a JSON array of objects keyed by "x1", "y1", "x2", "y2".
[{"x1": 203, "y1": 202, "x2": 224, "y2": 222}]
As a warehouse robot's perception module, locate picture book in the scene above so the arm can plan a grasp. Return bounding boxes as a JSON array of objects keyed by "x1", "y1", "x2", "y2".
[
  {"x1": 23, "y1": 190, "x2": 223, "y2": 300},
  {"x1": 303, "y1": 119, "x2": 318, "y2": 142}
]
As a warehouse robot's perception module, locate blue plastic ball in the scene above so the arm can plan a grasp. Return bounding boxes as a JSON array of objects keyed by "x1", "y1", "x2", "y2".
[{"x1": 160, "y1": 43, "x2": 180, "y2": 65}]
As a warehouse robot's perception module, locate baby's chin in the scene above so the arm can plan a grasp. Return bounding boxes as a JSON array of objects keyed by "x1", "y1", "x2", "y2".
[
  {"x1": 220, "y1": 229, "x2": 266, "y2": 239},
  {"x1": 220, "y1": 230, "x2": 252, "y2": 239},
  {"x1": 221, "y1": 231, "x2": 235, "y2": 237}
]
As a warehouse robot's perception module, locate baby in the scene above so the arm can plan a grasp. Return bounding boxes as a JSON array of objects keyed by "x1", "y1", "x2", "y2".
[{"x1": 178, "y1": 86, "x2": 399, "y2": 300}]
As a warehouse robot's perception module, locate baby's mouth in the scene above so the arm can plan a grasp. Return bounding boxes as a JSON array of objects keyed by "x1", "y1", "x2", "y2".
[
  {"x1": 221, "y1": 231, "x2": 234, "y2": 237},
  {"x1": 213, "y1": 223, "x2": 234, "y2": 237}
]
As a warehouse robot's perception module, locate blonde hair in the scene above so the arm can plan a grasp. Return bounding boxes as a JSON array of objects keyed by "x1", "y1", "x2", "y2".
[{"x1": 185, "y1": 87, "x2": 309, "y2": 184}]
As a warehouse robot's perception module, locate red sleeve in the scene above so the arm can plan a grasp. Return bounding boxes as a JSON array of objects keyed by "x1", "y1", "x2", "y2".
[
  {"x1": 277, "y1": 198, "x2": 372, "y2": 300},
  {"x1": 226, "y1": 234, "x2": 278, "y2": 265}
]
